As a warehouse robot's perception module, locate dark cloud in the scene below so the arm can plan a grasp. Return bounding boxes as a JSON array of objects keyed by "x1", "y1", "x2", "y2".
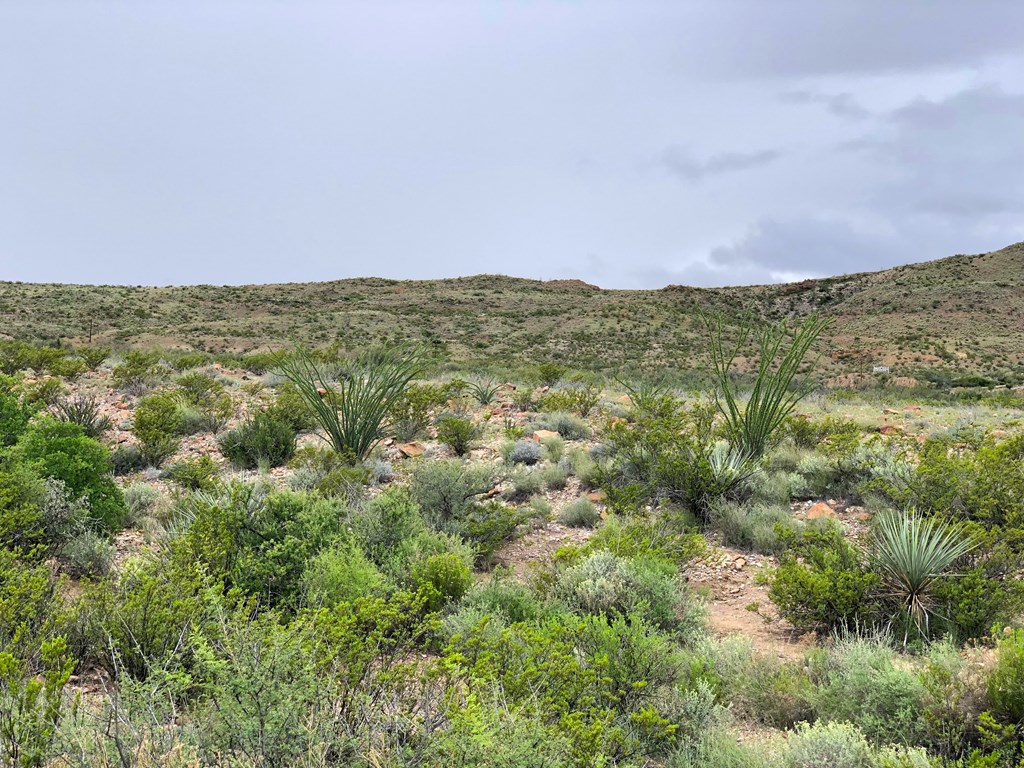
[{"x1": 658, "y1": 146, "x2": 782, "y2": 183}]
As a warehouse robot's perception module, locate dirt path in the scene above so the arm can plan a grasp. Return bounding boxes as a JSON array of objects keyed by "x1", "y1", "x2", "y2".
[{"x1": 684, "y1": 546, "x2": 815, "y2": 660}]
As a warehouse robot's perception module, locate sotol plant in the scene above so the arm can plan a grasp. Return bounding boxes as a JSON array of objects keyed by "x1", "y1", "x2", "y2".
[
  {"x1": 871, "y1": 510, "x2": 976, "y2": 641},
  {"x1": 275, "y1": 346, "x2": 427, "y2": 461},
  {"x1": 704, "y1": 312, "x2": 830, "y2": 459}
]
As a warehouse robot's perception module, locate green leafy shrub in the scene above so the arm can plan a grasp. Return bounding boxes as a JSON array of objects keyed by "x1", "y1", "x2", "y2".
[
  {"x1": 301, "y1": 541, "x2": 387, "y2": 607},
  {"x1": 411, "y1": 553, "x2": 472, "y2": 610},
  {"x1": 109, "y1": 444, "x2": 147, "y2": 476},
  {"x1": 529, "y1": 411, "x2": 592, "y2": 440},
  {"x1": 218, "y1": 412, "x2": 296, "y2": 469},
  {"x1": 436, "y1": 415, "x2": 477, "y2": 456},
  {"x1": 711, "y1": 499, "x2": 800, "y2": 555},
  {"x1": 582, "y1": 508, "x2": 705, "y2": 565},
  {"x1": 122, "y1": 482, "x2": 163, "y2": 524},
  {"x1": 60, "y1": 530, "x2": 114, "y2": 579},
  {"x1": 75, "y1": 346, "x2": 110, "y2": 370},
  {"x1": 558, "y1": 497, "x2": 599, "y2": 528},
  {"x1": 410, "y1": 459, "x2": 498, "y2": 532},
  {"x1": 164, "y1": 455, "x2": 220, "y2": 491},
  {"x1": 0, "y1": 548, "x2": 61, "y2": 661},
  {"x1": 534, "y1": 362, "x2": 566, "y2": 387},
  {"x1": 933, "y1": 567, "x2": 1024, "y2": 642},
  {"x1": 541, "y1": 462, "x2": 568, "y2": 490},
  {"x1": 539, "y1": 383, "x2": 601, "y2": 416},
  {"x1": 11, "y1": 418, "x2": 124, "y2": 531},
  {"x1": 987, "y1": 628, "x2": 1024, "y2": 725},
  {"x1": 768, "y1": 523, "x2": 880, "y2": 633},
  {"x1": 0, "y1": 637, "x2": 74, "y2": 768},
  {"x1": 265, "y1": 381, "x2": 318, "y2": 433},
  {"x1": 782, "y1": 720, "x2": 875, "y2": 768},
  {"x1": 0, "y1": 384, "x2": 33, "y2": 447},
  {"x1": 133, "y1": 393, "x2": 183, "y2": 467},
  {"x1": 112, "y1": 351, "x2": 162, "y2": 393}
]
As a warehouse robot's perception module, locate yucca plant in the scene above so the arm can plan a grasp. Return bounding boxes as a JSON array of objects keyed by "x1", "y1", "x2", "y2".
[
  {"x1": 467, "y1": 377, "x2": 501, "y2": 405},
  {"x1": 871, "y1": 510, "x2": 976, "y2": 642},
  {"x1": 49, "y1": 394, "x2": 113, "y2": 438},
  {"x1": 275, "y1": 346, "x2": 427, "y2": 461},
  {"x1": 704, "y1": 312, "x2": 830, "y2": 459}
]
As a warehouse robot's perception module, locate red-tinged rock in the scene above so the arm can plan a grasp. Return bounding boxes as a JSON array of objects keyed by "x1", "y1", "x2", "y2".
[
  {"x1": 903, "y1": 405, "x2": 922, "y2": 412},
  {"x1": 883, "y1": 408, "x2": 899, "y2": 415},
  {"x1": 806, "y1": 502, "x2": 836, "y2": 520},
  {"x1": 879, "y1": 424, "x2": 902, "y2": 435},
  {"x1": 397, "y1": 442, "x2": 425, "y2": 458},
  {"x1": 587, "y1": 490, "x2": 607, "y2": 503},
  {"x1": 532, "y1": 429, "x2": 560, "y2": 442}
]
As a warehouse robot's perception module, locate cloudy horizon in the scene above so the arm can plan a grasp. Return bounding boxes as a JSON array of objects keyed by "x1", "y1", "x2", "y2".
[{"x1": 2, "y1": 1, "x2": 1023, "y2": 289}]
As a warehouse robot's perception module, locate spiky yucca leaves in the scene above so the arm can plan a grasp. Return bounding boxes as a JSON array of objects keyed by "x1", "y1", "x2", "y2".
[
  {"x1": 704, "y1": 312, "x2": 830, "y2": 459},
  {"x1": 49, "y1": 394, "x2": 113, "y2": 438},
  {"x1": 275, "y1": 347, "x2": 427, "y2": 461},
  {"x1": 871, "y1": 510, "x2": 976, "y2": 641}
]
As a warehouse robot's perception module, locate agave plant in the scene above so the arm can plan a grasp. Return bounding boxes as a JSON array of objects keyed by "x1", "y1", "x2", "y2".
[
  {"x1": 467, "y1": 377, "x2": 501, "y2": 405},
  {"x1": 275, "y1": 346, "x2": 427, "y2": 461},
  {"x1": 49, "y1": 394, "x2": 113, "y2": 438},
  {"x1": 871, "y1": 510, "x2": 976, "y2": 641},
  {"x1": 704, "y1": 312, "x2": 830, "y2": 459}
]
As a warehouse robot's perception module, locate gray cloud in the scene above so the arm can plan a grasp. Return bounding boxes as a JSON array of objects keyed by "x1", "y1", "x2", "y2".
[
  {"x1": 779, "y1": 90, "x2": 870, "y2": 120},
  {"x1": 658, "y1": 146, "x2": 783, "y2": 183},
  {"x1": 0, "y1": 2, "x2": 1023, "y2": 288}
]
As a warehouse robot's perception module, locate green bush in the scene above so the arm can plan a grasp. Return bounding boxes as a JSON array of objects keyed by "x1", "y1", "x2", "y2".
[
  {"x1": 436, "y1": 415, "x2": 477, "y2": 456},
  {"x1": 60, "y1": 530, "x2": 114, "y2": 579},
  {"x1": 582, "y1": 508, "x2": 705, "y2": 565},
  {"x1": 164, "y1": 455, "x2": 220, "y2": 491},
  {"x1": 410, "y1": 459, "x2": 498, "y2": 532},
  {"x1": 0, "y1": 384, "x2": 33, "y2": 447},
  {"x1": 541, "y1": 462, "x2": 569, "y2": 490},
  {"x1": 122, "y1": 482, "x2": 163, "y2": 524},
  {"x1": 782, "y1": 720, "x2": 875, "y2": 768},
  {"x1": 111, "y1": 351, "x2": 162, "y2": 392},
  {"x1": 75, "y1": 346, "x2": 110, "y2": 370},
  {"x1": 768, "y1": 524, "x2": 880, "y2": 633},
  {"x1": 933, "y1": 567, "x2": 1024, "y2": 642},
  {"x1": 558, "y1": 497, "x2": 600, "y2": 528},
  {"x1": 11, "y1": 418, "x2": 124, "y2": 531},
  {"x1": 265, "y1": 381, "x2": 318, "y2": 433},
  {"x1": 529, "y1": 411, "x2": 592, "y2": 441},
  {"x1": 711, "y1": 499, "x2": 800, "y2": 555},
  {"x1": 539, "y1": 383, "x2": 600, "y2": 416},
  {"x1": 218, "y1": 412, "x2": 296, "y2": 469},
  {"x1": 987, "y1": 628, "x2": 1024, "y2": 725},
  {"x1": 301, "y1": 541, "x2": 387, "y2": 607},
  {"x1": 0, "y1": 548, "x2": 61, "y2": 662},
  {"x1": 411, "y1": 553, "x2": 472, "y2": 610},
  {"x1": 133, "y1": 393, "x2": 183, "y2": 467},
  {"x1": 110, "y1": 444, "x2": 147, "y2": 476}
]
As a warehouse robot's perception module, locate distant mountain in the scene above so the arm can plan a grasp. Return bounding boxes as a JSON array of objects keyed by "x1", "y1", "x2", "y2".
[{"x1": 3, "y1": 242, "x2": 1022, "y2": 380}]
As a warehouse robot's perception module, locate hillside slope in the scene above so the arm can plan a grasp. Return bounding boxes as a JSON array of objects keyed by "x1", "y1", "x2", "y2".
[{"x1": 2, "y1": 243, "x2": 1022, "y2": 377}]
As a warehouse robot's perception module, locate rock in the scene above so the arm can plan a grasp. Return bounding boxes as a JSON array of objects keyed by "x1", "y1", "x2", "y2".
[
  {"x1": 733, "y1": 557, "x2": 747, "y2": 571},
  {"x1": 484, "y1": 485, "x2": 502, "y2": 498},
  {"x1": 532, "y1": 429, "x2": 560, "y2": 442},
  {"x1": 806, "y1": 502, "x2": 836, "y2": 520},
  {"x1": 879, "y1": 424, "x2": 902, "y2": 436},
  {"x1": 397, "y1": 442, "x2": 425, "y2": 458},
  {"x1": 903, "y1": 405, "x2": 922, "y2": 412},
  {"x1": 616, "y1": 394, "x2": 632, "y2": 404},
  {"x1": 587, "y1": 490, "x2": 607, "y2": 503},
  {"x1": 883, "y1": 408, "x2": 899, "y2": 415}
]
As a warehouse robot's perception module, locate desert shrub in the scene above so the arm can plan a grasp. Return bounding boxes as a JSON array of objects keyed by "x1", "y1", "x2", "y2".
[
  {"x1": 932, "y1": 566, "x2": 1024, "y2": 643},
  {"x1": 987, "y1": 628, "x2": 1024, "y2": 725},
  {"x1": 436, "y1": 415, "x2": 477, "y2": 456},
  {"x1": 111, "y1": 351, "x2": 162, "y2": 392},
  {"x1": 21, "y1": 377, "x2": 65, "y2": 407},
  {"x1": 388, "y1": 381, "x2": 448, "y2": 441},
  {"x1": 453, "y1": 569, "x2": 551, "y2": 628},
  {"x1": 265, "y1": 381, "x2": 318, "y2": 433},
  {"x1": 0, "y1": 463, "x2": 47, "y2": 552},
  {"x1": 132, "y1": 393, "x2": 182, "y2": 467},
  {"x1": 410, "y1": 459, "x2": 498, "y2": 532},
  {"x1": 529, "y1": 411, "x2": 592, "y2": 440},
  {"x1": 301, "y1": 541, "x2": 388, "y2": 607},
  {"x1": 539, "y1": 383, "x2": 600, "y2": 416},
  {"x1": 811, "y1": 635, "x2": 926, "y2": 745},
  {"x1": 582, "y1": 508, "x2": 705, "y2": 565},
  {"x1": 218, "y1": 412, "x2": 296, "y2": 469},
  {"x1": 174, "y1": 373, "x2": 233, "y2": 433},
  {"x1": 541, "y1": 462, "x2": 568, "y2": 490},
  {"x1": 276, "y1": 346, "x2": 427, "y2": 459},
  {"x1": 705, "y1": 312, "x2": 830, "y2": 459},
  {"x1": 170, "y1": 352, "x2": 209, "y2": 371},
  {"x1": 60, "y1": 530, "x2": 114, "y2": 579},
  {"x1": 558, "y1": 497, "x2": 599, "y2": 528},
  {"x1": 313, "y1": 464, "x2": 371, "y2": 501},
  {"x1": 554, "y1": 550, "x2": 701, "y2": 635},
  {"x1": 109, "y1": 444, "x2": 146, "y2": 476},
  {"x1": 785, "y1": 415, "x2": 862, "y2": 449},
  {"x1": 505, "y1": 467, "x2": 542, "y2": 501},
  {"x1": 47, "y1": 356, "x2": 87, "y2": 380},
  {"x1": 180, "y1": 486, "x2": 346, "y2": 608},
  {"x1": 48, "y1": 395, "x2": 112, "y2": 438},
  {"x1": 411, "y1": 553, "x2": 472, "y2": 610},
  {"x1": 0, "y1": 636, "x2": 74, "y2": 768},
  {"x1": 767, "y1": 523, "x2": 880, "y2": 633},
  {"x1": 505, "y1": 438, "x2": 543, "y2": 465},
  {"x1": 0, "y1": 384, "x2": 33, "y2": 447},
  {"x1": 11, "y1": 418, "x2": 124, "y2": 531},
  {"x1": 541, "y1": 434, "x2": 565, "y2": 462},
  {"x1": 782, "y1": 720, "x2": 875, "y2": 768},
  {"x1": 122, "y1": 482, "x2": 163, "y2": 524},
  {"x1": 510, "y1": 387, "x2": 536, "y2": 411},
  {"x1": 461, "y1": 500, "x2": 528, "y2": 566},
  {"x1": 75, "y1": 346, "x2": 110, "y2": 370},
  {"x1": 164, "y1": 455, "x2": 220, "y2": 491},
  {"x1": 711, "y1": 499, "x2": 800, "y2": 555},
  {"x1": 348, "y1": 487, "x2": 424, "y2": 570},
  {"x1": 688, "y1": 636, "x2": 813, "y2": 729},
  {"x1": 533, "y1": 362, "x2": 567, "y2": 388},
  {"x1": 0, "y1": 548, "x2": 62, "y2": 662}
]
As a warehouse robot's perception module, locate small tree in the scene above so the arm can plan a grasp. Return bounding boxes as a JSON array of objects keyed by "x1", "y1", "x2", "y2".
[
  {"x1": 275, "y1": 347, "x2": 427, "y2": 461},
  {"x1": 704, "y1": 312, "x2": 830, "y2": 459}
]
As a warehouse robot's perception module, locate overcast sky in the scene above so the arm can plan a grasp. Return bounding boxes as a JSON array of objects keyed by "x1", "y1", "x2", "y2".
[{"x1": 3, "y1": 1, "x2": 1024, "y2": 288}]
